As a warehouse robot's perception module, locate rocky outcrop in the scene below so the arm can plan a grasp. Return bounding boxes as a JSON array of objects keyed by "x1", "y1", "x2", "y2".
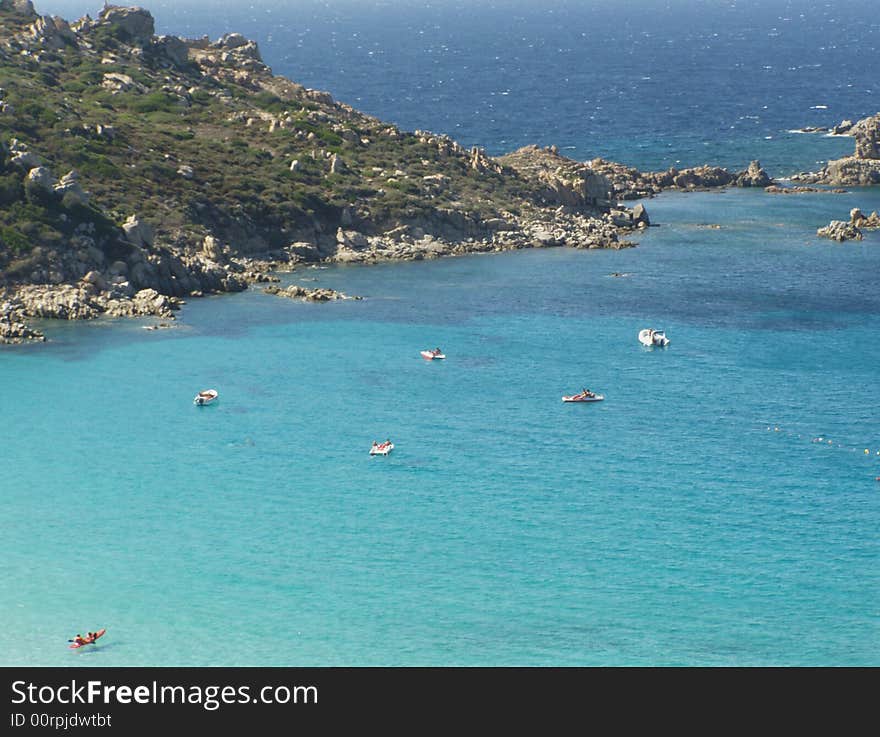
[
  {"x1": 106, "y1": 287, "x2": 181, "y2": 317},
  {"x1": 212, "y1": 32, "x2": 262, "y2": 62},
  {"x1": 152, "y1": 34, "x2": 188, "y2": 67},
  {"x1": 796, "y1": 112, "x2": 880, "y2": 186},
  {"x1": 817, "y1": 220, "x2": 863, "y2": 242},
  {"x1": 187, "y1": 28, "x2": 267, "y2": 80},
  {"x1": 0, "y1": 0, "x2": 36, "y2": 19},
  {"x1": 263, "y1": 284, "x2": 358, "y2": 302},
  {"x1": 659, "y1": 165, "x2": 735, "y2": 189},
  {"x1": 732, "y1": 160, "x2": 772, "y2": 187},
  {"x1": 497, "y1": 146, "x2": 612, "y2": 209},
  {"x1": 23, "y1": 14, "x2": 76, "y2": 50},
  {"x1": 574, "y1": 157, "x2": 773, "y2": 200},
  {"x1": 0, "y1": 316, "x2": 44, "y2": 343},
  {"x1": 849, "y1": 208, "x2": 880, "y2": 229},
  {"x1": 122, "y1": 215, "x2": 154, "y2": 248},
  {"x1": 324, "y1": 205, "x2": 631, "y2": 264},
  {"x1": 9, "y1": 139, "x2": 41, "y2": 169},
  {"x1": 808, "y1": 157, "x2": 880, "y2": 186},
  {"x1": 851, "y1": 114, "x2": 880, "y2": 159},
  {"x1": 96, "y1": 5, "x2": 155, "y2": 46},
  {"x1": 0, "y1": 298, "x2": 44, "y2": 343},
  {"x1": 25, "y1": 165, "x2": 56, "y2": 191}
]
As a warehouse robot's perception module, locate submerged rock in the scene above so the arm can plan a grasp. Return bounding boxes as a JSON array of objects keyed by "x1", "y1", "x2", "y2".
[{"x1": 263, "y1": 284, "x2": 359, "y2": 302}]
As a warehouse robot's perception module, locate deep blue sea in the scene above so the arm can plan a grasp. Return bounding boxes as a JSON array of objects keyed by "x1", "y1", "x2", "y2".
[{"x1": 4, "y1": 1, "x2": 879, "y2": 665}]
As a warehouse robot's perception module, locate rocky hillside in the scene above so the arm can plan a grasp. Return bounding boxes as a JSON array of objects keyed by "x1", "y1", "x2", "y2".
[{"x1": 0, "y1": 1, "x2": 797, "y2": 343}]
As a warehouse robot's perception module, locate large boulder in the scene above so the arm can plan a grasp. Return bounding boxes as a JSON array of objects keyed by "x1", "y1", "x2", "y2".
[
  {"x1": 336, "y1": 228, "x2": 369, "y2": 249},
  {"x1": 631, "y1": 203, "x2": 650, "y2": 227},
  {"x1": 25, "y1": 166, "x2": 57, "y2": 191},
  {"x1": 96, "y1": 5, "x2": 155, "y2": 46},
  {"x1": 131, "y1": 288, "x2": 179, "y2": 316},
  {"x1": 153, "y1": 35, "x2": 189, "y2": 67},
  {"x1": 122, "y1": 215, "x2": 154, "y2": 248},
  {"x1": 53, "y1": 170, "x2": 89, "y2": 206}
]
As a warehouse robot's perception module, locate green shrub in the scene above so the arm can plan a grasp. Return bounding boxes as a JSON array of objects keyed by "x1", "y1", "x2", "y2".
[
  {"x1": 0, "y1": 174, "x2": 23, "y2": 206},
  {"x1": 128, "y1": 91, "x2": 178, "y2": 114},
  {"x1": 0, "y1": 226, "x2": 31, "y2": 254}
]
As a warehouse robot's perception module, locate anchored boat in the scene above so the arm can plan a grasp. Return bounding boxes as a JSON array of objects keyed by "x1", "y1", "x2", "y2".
[
  {"x1": 639, "y1": 328, "x2": 670, "y2": 347},
  {"x1": 194, "y1": 389, "x2": 218, "y2": 405}
]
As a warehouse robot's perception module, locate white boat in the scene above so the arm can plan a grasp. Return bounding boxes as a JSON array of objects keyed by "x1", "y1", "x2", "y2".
[
  {"x1": 194, "y1": 389, "x2": 218, "y2": 405},
  {"x1": 638, "y1": 328, "x2": 670, "y2": 347},
  {"x1": 562, "y1": 392, "x2": 604, "y2": 403},
  {"x1": 370, "y1": 441, "x2": 394, "y2": 456},
  {"x1": 420, "y1": 349, "x2": 446, "y2": 360}
]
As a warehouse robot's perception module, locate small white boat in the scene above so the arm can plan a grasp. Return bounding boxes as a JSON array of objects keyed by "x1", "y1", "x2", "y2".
[
  {"x1": 562, "y1": 392, "x2": 604, "y2": 403},
  {"x1": 420, "y1": 349, "x2": 446, "y2": 360},
  {"x1": 639, "y1": 328, "x2": 670, "y2": 347},
  {"x1": 370, "y1": 441, "x2": 394, "y2": 456},
  {"x1": 194, "y1": 389, "x2": 218, "y2": 406}
]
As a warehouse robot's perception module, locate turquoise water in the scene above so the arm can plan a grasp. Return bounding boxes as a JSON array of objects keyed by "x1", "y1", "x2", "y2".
[{"x1": 3, "y1": 188, "x2": 879, "y2": 665}]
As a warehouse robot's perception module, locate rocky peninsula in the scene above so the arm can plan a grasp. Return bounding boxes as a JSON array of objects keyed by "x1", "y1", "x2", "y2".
[{"x1": 0, "y1": 1, "x2": 874, "y2": 344}]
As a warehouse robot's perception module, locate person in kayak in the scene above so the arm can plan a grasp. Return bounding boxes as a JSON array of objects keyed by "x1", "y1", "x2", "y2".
[
  {"x1": 581, "y1": 388, "x2": 594, "y2": 398},
  {"x1": 70, "y1": 634, "x2": 87, "y2": 646}
]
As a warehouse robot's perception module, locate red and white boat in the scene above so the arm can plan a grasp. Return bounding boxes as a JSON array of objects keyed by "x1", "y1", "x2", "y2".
[
  {"x1": 69, "y1": 628, "x2": 106, "y2": 649},
  {"x1": 370, "y1": 441, "x2": 394, "y2": 456},
  {"x1": 420, "y1": 348, "x2": 446, "y2": 360}
]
